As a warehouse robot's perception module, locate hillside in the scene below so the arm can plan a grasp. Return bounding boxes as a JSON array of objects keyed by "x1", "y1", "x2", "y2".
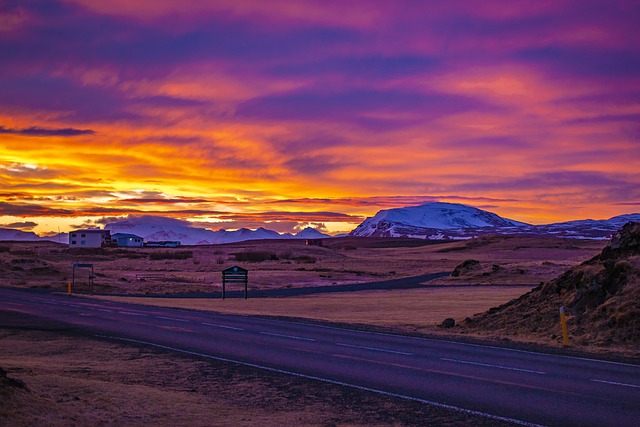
[
  {"x1": 350, "y1": 202, "x2": 527, "y2": 238},
  {"x1": 464, "y1": 222, "x2": 640, "y2": 352},
  {"x1": 351, "y1": 202, "x2": 640, "y2": 240}
]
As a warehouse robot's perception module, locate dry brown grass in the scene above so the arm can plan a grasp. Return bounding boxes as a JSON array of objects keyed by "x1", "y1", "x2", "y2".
[
  {"x1": 0, "y1": 236, "x2": 605, "y2": 294},
  {"x1": 92, "y1": 286, "x2": 530, "y2": 333}
]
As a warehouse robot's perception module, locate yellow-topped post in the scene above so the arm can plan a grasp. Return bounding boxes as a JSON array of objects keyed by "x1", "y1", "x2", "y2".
[{"x1": 559, "y1": 306, "x2": 569, "y2": 347}]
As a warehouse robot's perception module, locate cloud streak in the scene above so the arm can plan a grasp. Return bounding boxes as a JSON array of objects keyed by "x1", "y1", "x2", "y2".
[{"x1": 0, "y1": 125, "x2": 95, "y2": 137}]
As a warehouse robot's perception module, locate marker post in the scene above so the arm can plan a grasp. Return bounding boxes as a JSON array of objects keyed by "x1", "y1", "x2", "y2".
[{"x1": 559, "y1": 306, "x2": 569, "y2": 347}]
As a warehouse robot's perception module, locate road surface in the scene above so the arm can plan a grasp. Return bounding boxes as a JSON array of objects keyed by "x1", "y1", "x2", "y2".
[{"x1": 1, "y1": 287, "x2": 638, "y2": 426}]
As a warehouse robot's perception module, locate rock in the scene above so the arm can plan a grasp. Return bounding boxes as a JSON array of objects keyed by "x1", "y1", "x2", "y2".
[
  {"x1": 440, "y1": 318, "x2": 456, "y2": 328},
  {"x1": 451, "y1": 259, "x2": 481, "y2": 277},
  {"x1": 0, "y1": 367, "x2": 28, "y2": 390},
  {"x1": 608, "y1": 222, "x2": 640, "y2": 252}
]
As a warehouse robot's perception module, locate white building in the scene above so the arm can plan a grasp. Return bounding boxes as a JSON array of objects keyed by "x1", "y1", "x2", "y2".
[
  {"x1": 112, "y1": 233, "x2": 144, "y2": 248},
  {"x1": 68, "y1": 229, "x2": 111, "y2": 248}
]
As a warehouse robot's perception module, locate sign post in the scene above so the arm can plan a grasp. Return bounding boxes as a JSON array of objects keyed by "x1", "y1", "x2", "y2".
[
  {"x1": 221, "y1": 266, "x2": 248, "y2": 300},
  {"x1": 72, "y1": 263, "x2": 95, "y2": 294}
]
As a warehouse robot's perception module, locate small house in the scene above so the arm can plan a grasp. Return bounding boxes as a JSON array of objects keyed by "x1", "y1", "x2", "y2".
[
  {"x1": 69, "y1": 229, "x2": 112, "y2": 248},
  {"x1": 112, "y1": 233, "x2": 144, "y2": 248}
]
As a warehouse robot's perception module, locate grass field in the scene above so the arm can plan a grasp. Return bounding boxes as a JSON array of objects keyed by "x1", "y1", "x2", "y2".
[{"x1": 93, "y1": 285, "x2": 531, "y2": 333}]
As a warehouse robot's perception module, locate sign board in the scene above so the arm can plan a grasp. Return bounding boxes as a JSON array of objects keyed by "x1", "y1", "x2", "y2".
[{"x1": 222, "y1": 265, "x2": 248, "y2": 299}]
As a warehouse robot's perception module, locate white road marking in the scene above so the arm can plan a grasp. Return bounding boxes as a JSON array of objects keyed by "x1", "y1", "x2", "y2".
[
  {"x1": 440, "y1": 358, "x2": 546, "y2": 375},
  {"x1": 271, "y1": 318, "x2": 640, "y2": 369},
  {"x1": 260, "y1": 332, "x2": 315, "y2": 341},
  {"x1": 118, "y1": 311, "x2": 149, "y2": 317},
  {"x1": 155, "y1": 316, "x2": 187, "y2": 322},
  {"x1": 96, "y1": 335, "x2": 543, "y2": 427},
  {"x1": 335, "y1": 342, "x2": 412, "y2": 356},
  {"x1": 590, "y1": 379, "x2": 640, "y2": 389},
  {"x1": 202, "y1": 322, "x2": 244, "y2": 331},
  {"x1": 97, "y1": 309, "x2": 114, "y2": 313}
]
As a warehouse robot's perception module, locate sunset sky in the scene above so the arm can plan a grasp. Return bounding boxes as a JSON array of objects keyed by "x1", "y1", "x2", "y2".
[{"x1": 1, "y1": 0, "x2": 639, "y2": 236}]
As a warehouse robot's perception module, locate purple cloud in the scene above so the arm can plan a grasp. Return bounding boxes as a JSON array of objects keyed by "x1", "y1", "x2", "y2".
[{"x1": 0, "y1": 125, "x2": 95, "y2": 136}]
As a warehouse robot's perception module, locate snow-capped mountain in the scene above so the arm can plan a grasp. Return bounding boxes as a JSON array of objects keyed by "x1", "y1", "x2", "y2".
[
  {"x1": 350, "y1": 203, "x2": 640, "y2": 240},
  {"x1": 293, "y1": 227, "x2": 331, "y2": 239},
  {"x1": 0, "y1": 228, "x2": 40, "y2": 241},
  {"x1": 531, "y1": 213, "x2": 640, "y2": 239},
  {"x1": 351, "y1": 202, "x2": 529, "y2": 239},
  {"x1": 103, "y1": 216, "x2": 328, "y2": 245},
  {"x1": 1, "y1": 207, "x2": 637, "y2": 244}
]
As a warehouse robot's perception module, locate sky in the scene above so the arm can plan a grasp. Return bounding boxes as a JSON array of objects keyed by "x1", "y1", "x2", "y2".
[{"x1": 1, "y1": 0, "x2": 639, "y2": 236}]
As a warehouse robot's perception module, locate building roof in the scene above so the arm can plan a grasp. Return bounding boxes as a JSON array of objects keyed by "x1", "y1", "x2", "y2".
[{"x1": 71, "y1": 229, "x2": 109, "y2": 233}]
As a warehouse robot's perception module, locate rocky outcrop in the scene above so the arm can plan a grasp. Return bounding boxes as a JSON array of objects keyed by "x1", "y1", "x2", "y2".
[
  {"x1": 464, "y1": 222, "x2": 640, "y2": 349},
  {"x1": 451, "y1": 259, "x2": 481, "y2": 277}
]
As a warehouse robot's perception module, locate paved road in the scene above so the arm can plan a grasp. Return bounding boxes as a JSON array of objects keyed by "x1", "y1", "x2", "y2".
[
  {"x1": 1, "y1": 287, "x2": 639, "y2": 426},
  {"x1": 109, "y1": 271, "x2": 455, "y2": 298}
]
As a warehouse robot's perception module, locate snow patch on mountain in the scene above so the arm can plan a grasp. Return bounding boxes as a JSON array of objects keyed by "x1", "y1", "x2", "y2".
[{"x1": 351, "y1": 202, "x2": 528, "y2": 238}]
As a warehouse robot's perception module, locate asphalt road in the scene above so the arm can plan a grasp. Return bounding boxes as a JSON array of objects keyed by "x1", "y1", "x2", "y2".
[
  {"x1": 109, "y1": 271, "x2": 455, "y2": 298},
  {"x1": 1, "y1": 287, "x2": 639, "y2": 426}
]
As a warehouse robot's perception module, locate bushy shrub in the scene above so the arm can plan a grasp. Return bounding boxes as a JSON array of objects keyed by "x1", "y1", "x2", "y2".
[
  {"x1": 149, "y1": 251, "x2": 193, "y2": 260},
  {"x1": 234, "y1": 251, "x2": 279, "y2": 262},
  {"x1": 278, "y1": 250, "x2": 294, "y2": 260}
]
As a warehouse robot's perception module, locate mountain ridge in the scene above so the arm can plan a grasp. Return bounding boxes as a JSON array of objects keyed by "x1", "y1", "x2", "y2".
[
  {"x1": 1, "y1": 203, "x2": 638, "y2": 243},
  {"x1": 350, "y1": 202, "x2": 640, "y2": 240}
]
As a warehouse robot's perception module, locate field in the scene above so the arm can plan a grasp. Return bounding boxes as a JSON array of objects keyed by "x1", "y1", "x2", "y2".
[
  {"x1": 2, "y1": 235, "x2": 622, "y2": 425},
  {"x1": 0, "y1": 235, "x2": 605, "y2": 294}
]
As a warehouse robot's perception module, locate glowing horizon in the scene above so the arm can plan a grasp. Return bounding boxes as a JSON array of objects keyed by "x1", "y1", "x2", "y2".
[{"x1": 1, "y1": 1, "x2": 639, "y2": 236}]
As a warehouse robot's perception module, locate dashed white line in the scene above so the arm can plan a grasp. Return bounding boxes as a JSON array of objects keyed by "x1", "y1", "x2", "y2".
[
  {"x1": 590, "y1": 379, "x2": 640, "y2": 389},
  {"x1": 335, "y1": 342, "x2": 412, "y2": 356},
  {"x1": 97, "y1": 335, "x2": 542, "y2": 427},
  {"x1": 440, "y1": 358, "x2": 546, "y2": 375},
  {"x1": 260, "y1": 332, "x2": 316, "y2": 341},
  {"x1": 97, "y1": 308, "x2": 114, "y2": 313},
  {"x1": 155, "y1": 316, "x2": 188, "y2": 322},
  {"x1": 202, "y1": 322, "x2": 244, "y2": 331},
  {"x1": 118, "y1": 311, "x2": 149, "y2": 317}
]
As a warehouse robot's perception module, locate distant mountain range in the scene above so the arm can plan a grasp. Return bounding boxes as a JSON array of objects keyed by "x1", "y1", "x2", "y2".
[
  {"x1": 103, "y1": 216, "x2": 330, "y2": 245},
  {"x1": 350, "y1": 202, "x2": 640, "y2": 240},
  {"x1": 1, "y1": 202, "x2": 639, "y2": 243}
]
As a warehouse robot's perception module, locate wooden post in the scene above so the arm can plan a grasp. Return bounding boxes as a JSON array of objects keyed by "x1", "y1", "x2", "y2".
[
  {"x1": 559, "y1": 306, "x2": 569, "y2": 347},
  {"x1": 67, "y1": 281, "x2": 71, "y2": 296}
]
